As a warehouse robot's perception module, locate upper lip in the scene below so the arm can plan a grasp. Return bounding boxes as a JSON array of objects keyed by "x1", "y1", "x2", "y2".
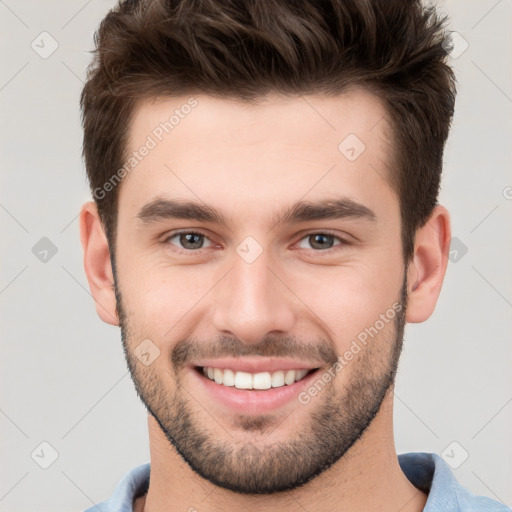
[{"x1": 191, "y1": 357, "x2": 322, "y2": 374}]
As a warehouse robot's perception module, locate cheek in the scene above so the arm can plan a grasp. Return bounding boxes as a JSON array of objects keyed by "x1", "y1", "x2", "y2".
[
  {"x1": 291, "y1": 261, "x2": 403, "y2": 349},
  {"x1": 119, "y1": 258, "x2": 214, "y2": 339},
  {"x1": 117, "y1": 231, "x2": 404, "y2": 349}
]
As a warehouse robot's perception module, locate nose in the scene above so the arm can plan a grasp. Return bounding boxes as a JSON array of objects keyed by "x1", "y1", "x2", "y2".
[{"x1": 212, "y1": 248, "x2": 296, "y2": 345}]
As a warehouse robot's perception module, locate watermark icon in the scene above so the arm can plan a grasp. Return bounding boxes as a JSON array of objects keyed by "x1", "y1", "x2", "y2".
[
  {"x1": 93, "y1": 97, "x2": 198, "y2": 200},
  {"x1": 338, "y1": 133, "x2": 366, "y2": 162},
  {"x1": 32, "y1": 237, "x2": 58, "y2": 263},
  {"x1": 448, "y1": 236, "x2": 468, "y2": 263},
  {"x1": 31, "y1": 441, "x2": 59, "y2": 469},
  {"x1": 441, "y1": 441, "x2": 469, "y2": 469},
  {"x1": 31, "y1": 31, "x2": 59, "y2": 59},
  {"x1": 503, "y1": 186, "x2": 512, "y2": 200},
  {"x1": 298, "y1": 302, "x2": 403, "y2": 405},
  {"x1": 236, "y1": 236, "x2": 264, "y2": 264},
  {"x1": 134, "y1": 338, "x2": 161, "y2": 366}
]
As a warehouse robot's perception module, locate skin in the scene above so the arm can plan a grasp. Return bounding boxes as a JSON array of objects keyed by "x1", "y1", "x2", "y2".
[{"x1": 80, "y1": 89, "x2": 451, "y2": 512}]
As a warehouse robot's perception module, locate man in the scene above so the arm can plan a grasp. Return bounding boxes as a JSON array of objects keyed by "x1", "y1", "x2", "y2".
[{"x1": 79, "y1": 0, "x2": 508, "y2": 511}]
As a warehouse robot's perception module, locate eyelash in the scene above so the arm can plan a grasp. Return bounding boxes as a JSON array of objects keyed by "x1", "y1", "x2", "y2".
[{"x1": 161, "y1": 230, "x2": 352, "y2": 256}]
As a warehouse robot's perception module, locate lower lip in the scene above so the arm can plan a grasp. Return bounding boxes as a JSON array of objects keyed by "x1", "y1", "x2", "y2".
[{"x1": 190, "y1": 367, "x2": 321, "y2": 414}]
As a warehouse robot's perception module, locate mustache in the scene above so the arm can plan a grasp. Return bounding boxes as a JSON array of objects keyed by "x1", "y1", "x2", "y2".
[{"x1": 171, "y1": 333, "x2": 339, "y2": 370}]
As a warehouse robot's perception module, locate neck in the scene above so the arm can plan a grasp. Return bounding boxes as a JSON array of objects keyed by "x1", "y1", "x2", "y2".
[{"x1": 137, "y1": 391, "x2": 427, "y2": 512}]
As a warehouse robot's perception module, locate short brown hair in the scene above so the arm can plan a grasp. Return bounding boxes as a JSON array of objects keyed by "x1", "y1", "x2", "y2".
[{"x1": 80, "y1": 0, "x2": 456, "y2": 263}]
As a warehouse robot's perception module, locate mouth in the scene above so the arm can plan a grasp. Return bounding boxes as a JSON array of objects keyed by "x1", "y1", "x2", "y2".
[
  {"x1": 189, "y1": 362, "x2": 324, "y2": 414},
  {"x1": 194, "y1": 366, "x2": 319, "y2": 390}
]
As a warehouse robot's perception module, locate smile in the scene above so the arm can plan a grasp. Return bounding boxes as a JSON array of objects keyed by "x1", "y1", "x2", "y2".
[{"x1": 199, "y1": 366, "x2": 316, "y2": 390}]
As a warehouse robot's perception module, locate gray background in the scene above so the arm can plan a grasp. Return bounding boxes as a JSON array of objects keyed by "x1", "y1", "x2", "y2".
[{"x1": 0, "y1": 0, "x2": 511, "y2": 510}]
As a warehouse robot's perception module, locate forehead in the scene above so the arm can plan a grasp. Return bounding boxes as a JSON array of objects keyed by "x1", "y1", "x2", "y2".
[
  {"x1": 127, "y1": 88, "x2": 391, "y2": 152},
  {"x1": 119, "y1": 89, "x2": 397, "y2": 227}
]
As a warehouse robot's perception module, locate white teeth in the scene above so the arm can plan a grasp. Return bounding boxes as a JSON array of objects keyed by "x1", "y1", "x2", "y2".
[
  {"x1": 284, "y1": 370, "x2": 296, "y2": 385},
  {"x1": 295, "y1": 369, "x2": 308, "y2": 381},
  {"x1": 213, "y1": 368, "x2": 223, "y2": 384},
  {"x1": 253, "y1": 372, "x2": 272, "y2": 390},
  {"x1": 222, "y1": 368, "x2": 235, "y2": 387},
  {"x1": 234, "y1": 371, "x2": 252, "y2": 389},
  {"x1": 271, "y1": 370, "x2": 285, "y2": 387},
  {"x1": 201, "y1": 367, "x2": 313, "y2": 389}
]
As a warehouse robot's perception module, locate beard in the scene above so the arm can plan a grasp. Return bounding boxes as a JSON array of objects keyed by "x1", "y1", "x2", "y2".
[{"x1": 113, "y1": 262, "x2": 408, "y2": 495}]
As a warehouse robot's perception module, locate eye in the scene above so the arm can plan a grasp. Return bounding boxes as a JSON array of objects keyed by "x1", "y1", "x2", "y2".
[
  {"x1": 296, "y1": 232, "x2": 348, "y2": 251},
  {"x1": 163, "y1": 231, "x2": 213, "y2": 252},
  {"x1": 162, "y1": 230, "x2": 351, "y2": 255}
]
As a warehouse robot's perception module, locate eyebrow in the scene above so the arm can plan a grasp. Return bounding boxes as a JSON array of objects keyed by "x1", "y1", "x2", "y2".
[{"x1": 136, "y1": 196, "x2": 377, "y2": 228}]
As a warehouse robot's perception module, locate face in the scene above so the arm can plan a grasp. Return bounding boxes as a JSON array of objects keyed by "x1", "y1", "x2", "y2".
[{"x1": 112, "y1": 90, "x2": 408, "y2": 494}]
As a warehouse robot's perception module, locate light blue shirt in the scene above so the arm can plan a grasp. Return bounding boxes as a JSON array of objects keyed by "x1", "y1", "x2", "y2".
[{"x1": 84, "y1": 452, "x2": 510, "y2": 511}]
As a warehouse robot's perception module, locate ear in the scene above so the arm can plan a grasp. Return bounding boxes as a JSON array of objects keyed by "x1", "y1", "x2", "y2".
[
  {"x1": 405, "y1": 205, "x2": 451, "y2": 323},
  {"x1": 79, "y1": 201, "x2": 119, "y2": 326}
]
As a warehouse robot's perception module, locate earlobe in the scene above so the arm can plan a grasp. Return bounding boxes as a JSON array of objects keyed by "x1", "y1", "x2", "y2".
[
  {"x1": 405, "y1": 205, "x2": 451, "y2": 323},
  {"x1": 79, "y1": 201, "x2": 119, "y2": 326}
]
